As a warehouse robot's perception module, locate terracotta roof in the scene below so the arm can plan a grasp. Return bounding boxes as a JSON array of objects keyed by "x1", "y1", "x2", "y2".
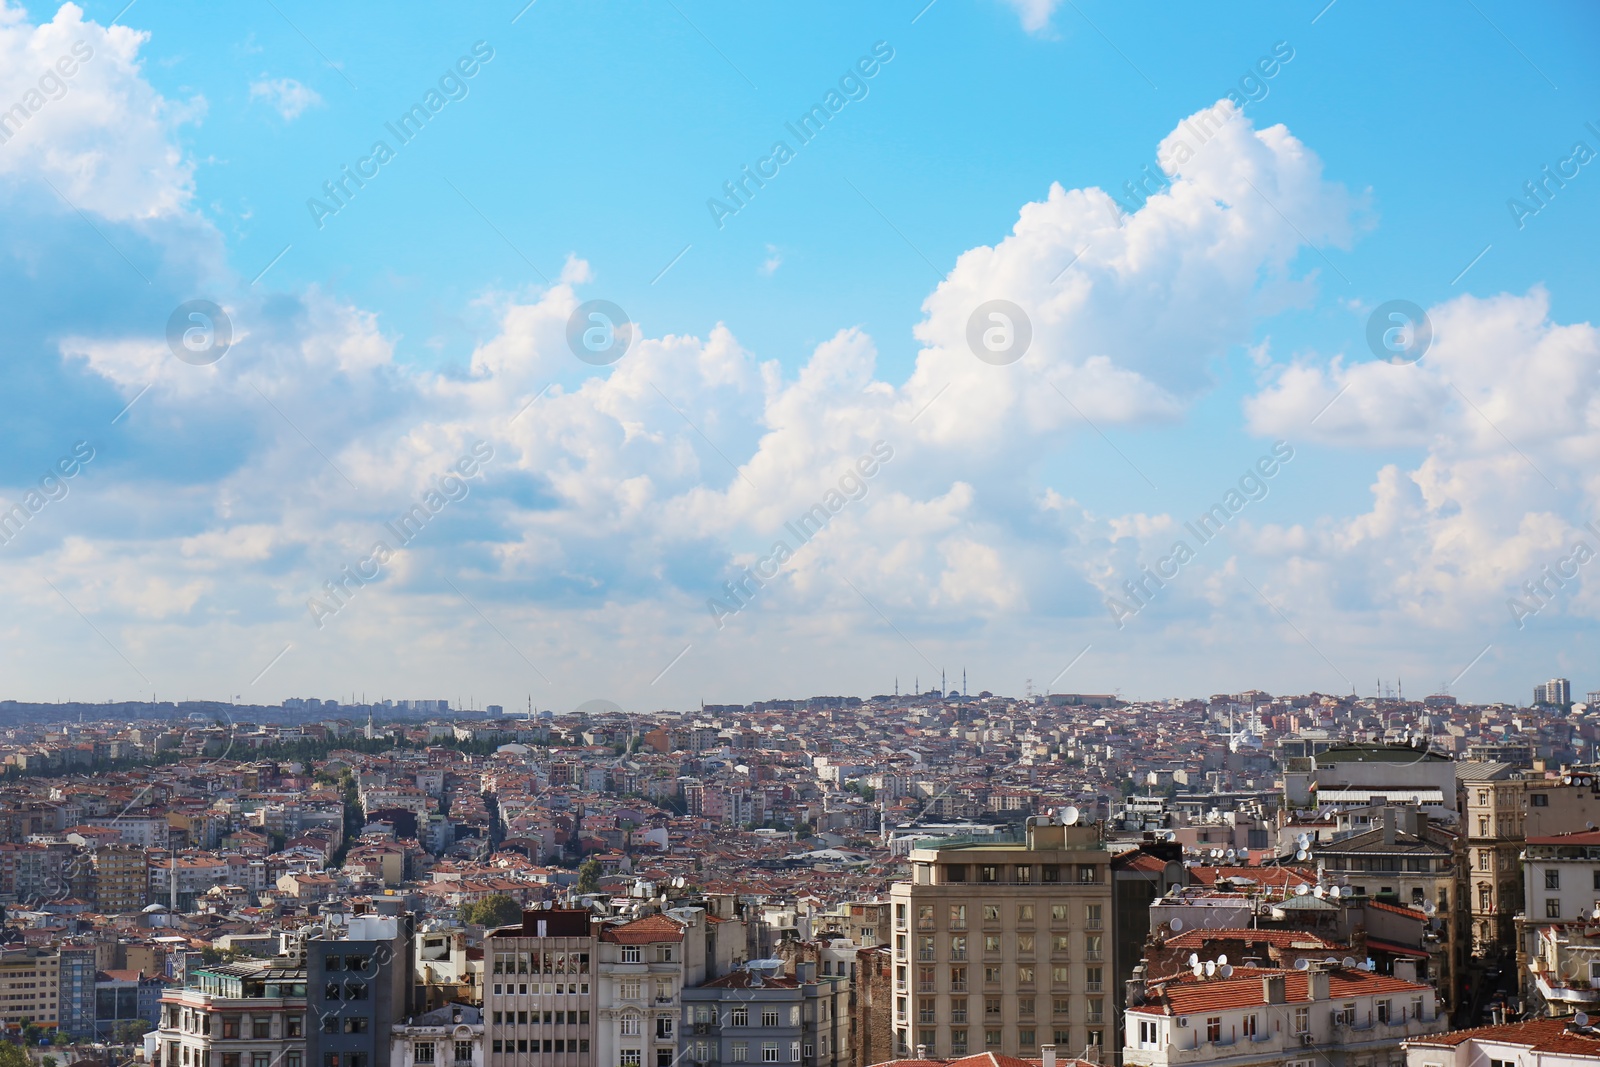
[
  {"x1": 1528, "y1": 830, "x2": 1600, "y2": 846},
  {"x1": 1162, "y1": 928, "x2": 1345, "y2": 950},
  {"x1": 873, "y1": 1055, "x2": 1096, "y2": 1067},
  {"x1": 701, "y1": 969, "x2": 799, "y2": 989},
  {"x1": 600, "y1": 914, "x2": 685, "y2": 944},
  {"x1": 1136, "y1": 967, "x2": 1431, "y2": 1016},
  {"x1": 1406, "y1": 1016, "x2": 1600, "y2": 1056},
  {"x1": 1189, "y1": 866, "x2": 1314, "y2": 887},
  {"x1": 1368, "y1": 900, "x2": 1428, "y2": 921}
]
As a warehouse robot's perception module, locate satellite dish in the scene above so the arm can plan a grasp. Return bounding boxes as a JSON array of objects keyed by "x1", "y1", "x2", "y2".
[
  {"x1": 1219, "y1": 964, "x2": 1234, "y2": 978},
  {"x1": 1325, "y1": 957, "x2": 1338, "y2": 966},
  {"x1": 1296, "y1": 849, "x2": 1309, "y2": 861},
  {"x1": 1189, "y1": 953, "x2": 1201, "y2": 967},
  {"x1": 1171, "y1": 917, "x2": 1184, "y2": 932},
  {"x1": 1062, "y1": 806, "x2": 1081, "y2": 826},
  {"x1": 1204, "y1": 961, "x2": 1216, "y2": 977},
  {"x1": 1226, "y1": 849, "x2": 1237, "y2": 860},
  {"x1": 1295, "y1": 959, "x2": 1310, "y2": 971},
  {"x1": 1579, "y1": 1012, "x2": 1591, "y2": 1027},
  {"x1": 1295, "y1": 884, "x2": 1309, "y2": 896},
  {"x1": 1191, "y1": 963, "x2": 1204, "y2": 978},
  {"x1": 1297, "y1": 833, "x2": 1311, "y2": 848},
  {"x1": 1313, "y1": 887, "x2": 1325, "y2": 898},
  {"x1": 1217, "y1": 954, "x2": 1228, "y2": 966},
  {"x1": 1422, "y1": 900, "x2": 1436, "y2": 915},
  {"x1": 1343, "y1": 957, "x2": 1357, "y2": 968},
  {"x1": 1330, "y1": 886, "x2": 1342, "y2": 899},
  {"x1": 1165, "y1": 831, "x2": 1178, "y2": 842}
]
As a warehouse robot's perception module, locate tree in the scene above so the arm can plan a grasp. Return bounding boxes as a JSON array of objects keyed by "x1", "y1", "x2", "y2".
[
  {"x1": 0, "y1": 1042, "x2": 29, "y2": 1067},
  {"x1": 576, "y1": 858, "x2": 602, "y2": 895},
  {"x1": 460, "y1": 893, "x2": 523, "y2": 928}
]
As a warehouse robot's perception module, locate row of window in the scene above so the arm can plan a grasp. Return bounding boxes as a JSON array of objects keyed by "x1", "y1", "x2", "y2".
[
  {"x1": 323, "y1": 956, "x2": 373, "y2": 973},
  {"x1": 490, "y1": 1011, "x2": 590, "y2": 1026},
  {"x1": 689, "y1": 1041, "x2": 799, "y2": 1062},
  {"x1": 491, "y1": 1040, "x2": 588, "y2": 1055},
  {"x1": 616, "y1": 981, "x2": 674, "y2": 1000},
  {"x1": 902, "y1": 903, "x2": 1102, "y2": 929},
  {"x1": 896, "y1": 964, "x2": 1103, "y2": 992},
  {"x1": 907, "y1": 996, "x2": 1102, "y2": 1024},
  {"x1": 412, "y1": 1041, "x2": 473, "y2": 1063},
  {"x1": 1540, "y1": 869, "x2": 1600, "y2": 890},
  {"x1": 940, "y1": 864, "x2": 1102, "y2": 884},
  {"x1": 490, "y1": 953, "x2": 593, "y2": 975},
  {"x1": 490, "y1": 984, "x2": 590, "y2": 997},
  {"x1": 900, "y1": 933, "x2": 1102, "y2": 960},
  {"x1": 901, "y1": 1028, "x2": 1100, "y2": 1054},
  {"x1": 322, "y1": 1017, "x2": 368, "y2": 1034}
]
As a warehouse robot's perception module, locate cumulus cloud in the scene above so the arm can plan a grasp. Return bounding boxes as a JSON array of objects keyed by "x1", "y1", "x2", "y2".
[
  {"x1": 999, "y1": 0, "x2": 1061, "y2": 34},
  {"x1": 249, "y1": 76, "x2": 322, "y2": 120}
]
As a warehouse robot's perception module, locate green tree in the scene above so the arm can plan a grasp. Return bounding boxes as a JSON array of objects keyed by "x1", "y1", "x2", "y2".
[
  {"x1": 0, "y1": 1042, "x2": 29, "y2": 1067},
  {"x1": 460, "y1": 893, "x2": 523, "y2": 928},
  {"x1": 576, "y1": 858, "x2": 602, "y2": 895}
]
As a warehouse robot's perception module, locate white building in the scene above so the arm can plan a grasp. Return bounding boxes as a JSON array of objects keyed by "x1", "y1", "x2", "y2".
[
  {"x1": 1407, "y1": 1017, "x2": 1600, "y2": 1067},
  {"x1": 391, "y1": 1003, "x2": 485, "y2": 1067},
  {"x1": 1124, "y1": 963, "x2": 1443, "y2": 1067}
]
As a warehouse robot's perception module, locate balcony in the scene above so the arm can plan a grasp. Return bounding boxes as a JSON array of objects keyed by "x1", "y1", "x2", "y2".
[{"x1": 657, "y1": 997, "x2": 675, "y2": 1005}]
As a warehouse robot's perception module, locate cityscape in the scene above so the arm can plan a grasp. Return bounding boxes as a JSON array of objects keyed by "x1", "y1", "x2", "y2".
[{"x1": 4, "y1": 4, "x2": 1600, "y2": 1067}]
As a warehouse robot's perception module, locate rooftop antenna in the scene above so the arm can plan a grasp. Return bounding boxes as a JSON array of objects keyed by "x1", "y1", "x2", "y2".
[{"x1": 963, "y1": 668, "x2": 967, "y2": 698}]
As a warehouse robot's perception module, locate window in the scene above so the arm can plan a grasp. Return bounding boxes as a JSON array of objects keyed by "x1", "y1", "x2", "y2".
[
  {"x1": 949, "y1": 904, "x2": 966, "y2": 929},
  {"x1": 253, "y1": 1055, "x2": 270, "y2": 1067},
  {"x1": 345, "y1": 981, "x2": 367, "y2": 1001},
  {"x1": 982, "y1": 905, "x2": 1000, "y2": 922},
  {"x1": 1243, "y1": 1014, "x2": 1257, "y2": 1037},
  {"x1": 1016, "y1": 866, "x2": 1032, "y2": 884},
  {"x1": 1533, "y1": 793, "x2": 1549, "y2": 807},
  {"x1": 1085, "y1": 903, "x2": 1102, "y2": 929},
  {"x1": 789, "y1": 1044, "x2": 800, "y2": 1062},
  {"x1": 731, "y1": 1043, "x2": 748, "y2": 1063},
  {"x1": 1479, "y1": 817, "x2": 1490, "y2": 835},
  {"x1": 287, "y1": 1055, "x2": 301, "y2": 1067},
  {"x1": 917, "y1": 905, "x2": 934, "y2": 929},
  {"x1": 343, "y1": 1019, "x2": 368, "y2": 1034},
  {"x1": 950, "y1": 937, "x2": 967, "y2": 961},
  {"x1": 622, "y1": 1016, "x2": 642, "y2": 1037},
  {"x1": 253, "y1": 1018, "x2": 271, "y2": 1039},
  {"x1": 322, "y1": 1017, "x2": 338, "y2": 1035},
  {"x1": 1293, "y1": 1007, "x2": 1309, "y2": 1034},
  {"x1": 1019, "y1": 996, "x2": 1035, "y2": 1017},
  {"x1": 1477, "y1": 851, "x2": 1490, "y2": 871},
  {"x1": 945, "y1": 864, "x2": 966, "y2": 882},
  {"x1": 985, "y1": 1031, "x2": 1002, "y2": 1049},
  {"x1": 919, "y1": 937, "x2": 936, "y2": 961},
  {"x1": 918, "y1": 998, "x2": 936, "y2": 1024},
  {"x1": 325, "y1": 956, "x2": 343, "y2": 972},
  {"x1": 1087, "y1": 966, "x2": 1103, "y2": 990},
  {"x1": 1051, "y1": 905, "x2": 1068, "y2": 921},
  {"x1": 985, "y1": 998, "x2": 1002, "y2": 1018},
  {"x1": 1086, "y1": 935, "x2": 1103, "y2": 960},
  {"x1": 1077, "y1": 865, "x2": 1099, "y2": 883},
  {"x1": 984, "y1": 936, "x2": 1002, "y2": 953},
  {"x1": 622, "y1": 1052, "x2": 642, "y2": 1067},
  {"x1": 762, "y1": 1045, "x2": 779, "y2": 1063},
  {"x1": 1017, "y1": 967, "x2": 1035, "y2": 985},
  {"x1": 621, "y1": 980, "x2": 641, "y2": 999},
  {"x1": 414, "y1": 1045, "x2": 435, "y2": 1065},
  {"x1": 1377, "y1": 1000, "x2": 1391, "y2": 1023},
  {"x1": 951, "y1": 997, "x2": 968, "y2": 1023},
  {"x1": 1088, "y1": 997, "x2": 1103, "y2": 1024},
  {"x1": 1018, "y1": 904, "x2": 1034, "y2": 922},
  {"x1": 1549, "y1": 899, "x2": 1563, "y2": 918},
  {"x1": 1593, "y1": 870, "x2": 1600, "y2": 891},
  {"x1": 1138, "y1": 1020, "x2": 1159, "y2": 1048},
  {"x1": 731, "y1": 1007, "x2": 748, "y2": 1027},
  {"x1": 1042, "y1": 865, "x2": 1060, "y2": 883},
  {"x1": 1017, "y1": 934, "x2": 1034, "y2": 954},
  {"x1": 762, "y1": 1010, "x2": 779, "y2": 1027},
  {"x1": 950, "y1": 967, "x2": 967, "y2": 992},
  {"x1": 985, "y1": 967, "x2": 1003, "y2": 984},
  {"x1": 288, "y1": 1017, "x2": 302, "y2": 1037},
  {"x1": 622, "y1": 946, "x2": 641, "y2": 963},
  {"x1": 951, "y1": 1031, "x2": 968, "y2": 1055},
  {"x1": 1053, "y1": 935, "x2": 1070, "y2": 954},
  {"x1": 1019, "y1": 1029, "x2": 1036, "y2": 1047},
  {"x1": 1206, "y1": 1017, "x2": 1221, "y2": 1043},
  {"x1": 918, "y1": 966, "x2": 936, "y2": 991},
  {"x1": 1549, "y1": 870, "x2": 1563, "y2": 890},
  {"x1": 980, "y1": 866, "x2": 999, "y2": 883}
]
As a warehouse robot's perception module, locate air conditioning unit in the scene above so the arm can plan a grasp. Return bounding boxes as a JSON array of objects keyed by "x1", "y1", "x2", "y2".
[
  {"x1": 1176, "y1": 1018, "x2": 1189, "y2": 1028},
  {"x1": 1301, "y1": 1034, "x2": 1316, "y2": 1047},
  {"x1": 694, "y1": 1024, "x2": 709, "y2": 1035}
]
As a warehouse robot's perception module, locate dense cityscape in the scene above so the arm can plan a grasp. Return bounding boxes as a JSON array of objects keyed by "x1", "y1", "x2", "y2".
[{"x1": 0, "y1": 683, "x2": 1592, "y2": 1067}]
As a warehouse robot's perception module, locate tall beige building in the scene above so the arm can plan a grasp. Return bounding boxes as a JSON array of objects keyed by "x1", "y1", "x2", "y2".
[{"x1": 888, "y1": 816, "x2": 1113, "y2": 1061}]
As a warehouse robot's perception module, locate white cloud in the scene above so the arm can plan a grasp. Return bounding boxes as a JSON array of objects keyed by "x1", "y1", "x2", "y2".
[
  {"x1": 1000, "y1": 0, "x2": 1061, "y2": 34},
  {"x1": 249, "y1": 76, "x2": 322, "y2": 120},
  {"x1": 759, "y1": 244, "x2": 782, "y2": 276},
  {"x1": 0, "y1": 1, "x2": 198, "y2": 219}
]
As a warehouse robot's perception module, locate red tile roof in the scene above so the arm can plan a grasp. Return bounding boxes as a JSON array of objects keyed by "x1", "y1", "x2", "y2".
[
  {"x1": 1407, "y1": 1016, "x2": 1600, "y2": 1056},
  {"x1": 1136, "y1": 967, "x2": 1431, "y2": 1016},
  {"x1": 600, "y1": 913, "x2": 685, "y2": 944},
  {"x1": 872, "y1": 1055, "x2": 1097, "y2": 1067},
  {"x1": 1162, "y1": 929, "x2": 1345, "y2": 950}
]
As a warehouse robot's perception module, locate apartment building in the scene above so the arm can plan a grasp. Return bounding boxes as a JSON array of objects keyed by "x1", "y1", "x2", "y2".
[
  {"x1": 484, "y1": 908, "x2": 598, "y2": 1067},
  {"x1": 1124, "y1": 964, "x2": 1443, "y2": 1067},
  {"x1": 58, "y1": 946, "x2": 97, "y2": 1038},
  {"x1": 681, "y1": 960, "x2": 850, "y2": 1067},
  {"x1": 305, "y1": 912, "x2": 416, "y2": 1067},
  {"x1": 155, "y1": 958, "x2": 308, "y2": 1067},
  {"x1": 1517, "y1": 828, "x2": 1600, "y2": 1014},
  {"x1": 0, "y1": 948, "x2": 60, "y2": 1029},
  {"x1": 1405, "y1": 1016, "x2": 1600, "y2": 1067},
  {"x1": 596, "y1": 913, "x2": 684, "y2": 1067},
  {"x1": 1460, "y1": 764, "x2": 1525, "y2": 957},
  {"x1": 888, "y1": 815, "x2": 1114, "y2": 1060},
  {"x1": 390, "y1": 1004, "x2": 485, "y2": 1067}
]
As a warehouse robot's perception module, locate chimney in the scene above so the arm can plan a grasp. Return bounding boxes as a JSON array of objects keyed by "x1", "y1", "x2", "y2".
[
  {"x1": 915, "y1": 1046, "x2": 927, "y2": 1061},
  {"x1": 1393, "y1": 959, "x2": 1418, "y2": 983},
  {"x1": 1262, "y1": 975, "x2": 1286, "y2": 1004},
  {"x1": 1308, "y1": 966, "x2": 1330, "y2": 1002},
  {"x1": 1381, "y1": 808, "x2": 1396, "y2": 846},
  {"x1": 1042, "y1": 1045, "x2": 1057, "y2": 1067}
]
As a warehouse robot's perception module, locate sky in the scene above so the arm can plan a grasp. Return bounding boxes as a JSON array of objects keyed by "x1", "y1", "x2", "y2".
[{"x1": 1, "y1": 0, "x2": 1598, "y2": 711}]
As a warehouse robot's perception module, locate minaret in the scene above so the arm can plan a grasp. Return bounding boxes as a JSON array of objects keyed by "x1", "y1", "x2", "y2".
[{"x1": 963, "y1": 669, "x2": 967, "y2": 697}]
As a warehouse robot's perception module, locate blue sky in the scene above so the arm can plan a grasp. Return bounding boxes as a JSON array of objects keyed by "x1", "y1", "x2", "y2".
[{"x1": 1, "y1": 0, "x2": 1598, "y2": 710}]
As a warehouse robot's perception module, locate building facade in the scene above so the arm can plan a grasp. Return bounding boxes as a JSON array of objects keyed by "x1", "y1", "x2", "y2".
[
  {"x1": 484, "y1": 909, "x2": 597, "y2": 1067},
  {"x1": 155, "y1": 958, "x2": 308, "y2": 1067},
  {"x1": 888, "y1": 816, "x2": 1115, "y2": 1060},
  {"x1": 305, "y1": 912, "x2": 417, "y2": 1067}
]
